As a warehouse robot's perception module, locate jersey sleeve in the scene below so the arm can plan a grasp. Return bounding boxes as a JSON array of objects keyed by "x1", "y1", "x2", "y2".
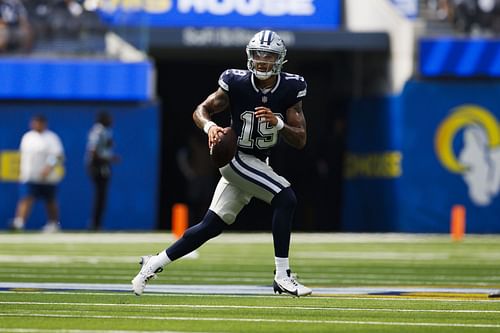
[
  {"x1": 218, "y1": 69, "x2": 232, "y2": 92},
  {"x1": 295, "y1": 76, "x2": 307, "y2": 102},
  {"x1": 283, "y1": 73, "x2": 307, "y2": 105},
  {"x1": 288, "y1": 74, "x2": 307, "y2": 104},
  {"x1": 218, "y1": 69, "x2": 249, "y2": 93}
]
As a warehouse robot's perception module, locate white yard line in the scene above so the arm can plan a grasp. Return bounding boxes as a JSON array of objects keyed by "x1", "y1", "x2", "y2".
[
  {"x1": 2, "y1": 301, "x2": 500, "y2": 314},
  {"x1": 0, "y1": 282, "x2": 498, "y2": 297},
  {"x1": 0, "y1": 313, "x2": 499, "y2": 329},
  {"x1": 0, "y1": 274, "x2": 269, "y2": 283},
  {"x1": 0, "y1": 232, "x2": 498, "y2": 244},
  {"x1": 0, "y1": 254, "x2": 498, "y2": 267},
  {"x1": 0, "y1": 273, "x2": 483, "y2": 283},
  {"x1": 2, "y1": 290, "x2": 500, "y2": 302},
  {"x1": 0, "y1": 255, "x2": 137, "y2": 264}
]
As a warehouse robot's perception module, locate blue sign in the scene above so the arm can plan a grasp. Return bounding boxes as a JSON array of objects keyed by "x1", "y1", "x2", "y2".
[
  {"x1": 399, "y1": 81, "x2": 500, "y2": 233},
  {"x1": 0, "y1": 58, "x2": 153, "y2": 101},
  {"x1": 342, "y1": 80, "x2": 500, "y2": 233},
  {"x1": 342, "y1": 97, "x2": 403, "y2": 232},
  {"x1": 98, "y1": 0, "x2": 341, "y2": 30},
  {"x1": 419, "y1": 37, "x2": 500, "y2": 78}
]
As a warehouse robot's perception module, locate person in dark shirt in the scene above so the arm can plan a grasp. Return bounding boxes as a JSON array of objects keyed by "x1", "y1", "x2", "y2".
[{"x1": 86, "y1": 111, "x2": 119, "y2": 230}]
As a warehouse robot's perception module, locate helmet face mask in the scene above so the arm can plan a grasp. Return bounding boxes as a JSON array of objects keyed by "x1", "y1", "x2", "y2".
[
  {"x1": 246, "y1": 30, "x2": 287, "y2": 80},
  {"x1": 248, "y1": 50, "x2": 279, "y2": 79}
]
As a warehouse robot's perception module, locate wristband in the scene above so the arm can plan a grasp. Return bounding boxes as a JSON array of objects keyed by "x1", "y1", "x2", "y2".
[
  {"x1": 275, "y1": 117, "x2": 285, "y2": 131},
  {"x1": 203, "y1": 121, "x2": 217, "y2": 134}
]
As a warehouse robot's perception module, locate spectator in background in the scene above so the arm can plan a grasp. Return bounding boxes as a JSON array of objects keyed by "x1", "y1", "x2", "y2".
[
  {"x1": 0, "y1": 0, "x2": 33, "y2": 52},
  {"x1": 12, "y1": 115, "x2": 65, "y2": 232},
  {"x1": 451, "y1": 0, "x2": 500, "y2": 35},
  {"x1": 477, "y1": 0, "x2": 500, "y2": 35},
  {"x1": 24, "y1": 0, "x2": 107, "y2": 54},
  {"x1": 86, "y1": 111, "x2": 119, "y2": 231},
  {"x1": 427, "y1": 0, "x2": 452, "y2": 20}
]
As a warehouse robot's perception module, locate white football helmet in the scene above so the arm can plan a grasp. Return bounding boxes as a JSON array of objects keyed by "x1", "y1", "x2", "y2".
[{"x1": 246, "y1": 30, "x2": 287, "y2": 80}]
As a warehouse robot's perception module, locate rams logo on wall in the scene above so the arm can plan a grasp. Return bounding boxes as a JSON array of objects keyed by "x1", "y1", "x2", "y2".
[{"x1": 435, "y1": 105, "x2": 500, "y2": 206}]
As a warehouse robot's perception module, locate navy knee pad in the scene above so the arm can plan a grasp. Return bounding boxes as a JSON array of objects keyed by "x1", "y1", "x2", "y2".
[
  {"x1": 272, "y1": 187, "x2": 297, "y2": 210},
  {"x1": 184, "y1": 210, "x2": 226, "y2": 240}
]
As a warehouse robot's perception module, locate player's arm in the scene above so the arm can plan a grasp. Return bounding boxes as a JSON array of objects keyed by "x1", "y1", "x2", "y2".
[
  {"x1": 281, "y1": 101, "x2": 307, "y2": 149},
  {"x1": 193, "y1": 87, "x2": 230, "y2": 148},
  {"x1": 41, "y1": 154, "x2": 64, "y2": 179},
  {"x1": 255, "y1": 101, "x2": 307, "y2": 149}
]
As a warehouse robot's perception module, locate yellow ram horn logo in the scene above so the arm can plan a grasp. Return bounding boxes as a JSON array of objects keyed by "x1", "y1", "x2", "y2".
[{"x1": 435, "y1": 105, "x2": 500, "y2": 173}]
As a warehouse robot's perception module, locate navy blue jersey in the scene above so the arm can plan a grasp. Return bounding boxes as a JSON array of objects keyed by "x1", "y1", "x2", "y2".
[{"x1": 218, "y1": 69, "x2": 307, "y2": 160}]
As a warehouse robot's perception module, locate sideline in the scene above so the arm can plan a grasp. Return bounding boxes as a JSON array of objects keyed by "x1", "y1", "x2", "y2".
[
  {"x1": 1, "y1": 232, "x2": 499, "y2": 244},
  {"x1": 0, "y1": 282, "x2": 497, "y2": 298}
]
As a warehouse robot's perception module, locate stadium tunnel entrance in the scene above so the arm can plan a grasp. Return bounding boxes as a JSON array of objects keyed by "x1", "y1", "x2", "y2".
[{"x1": 153, "y1": 47, "x2": 390, "y2": 232}]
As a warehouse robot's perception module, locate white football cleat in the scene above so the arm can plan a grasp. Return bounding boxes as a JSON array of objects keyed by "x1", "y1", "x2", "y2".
[
  {"x1": 131, "y1": 255, "x2": 163, "y2": 296},
  {"x1": 11, "y1": 218, "x2": 25, "y2": 231},
  {"x1": 273, "y1": 269, "x2": 312, "y2": 297},
  {"x1": 42, "y1": 222, "x2": 60, "y2": 233}
]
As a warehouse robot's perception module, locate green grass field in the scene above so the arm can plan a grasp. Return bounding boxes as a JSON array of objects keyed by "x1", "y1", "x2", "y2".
[{"x1": 0, "y1": 232, "x2": 500, "y2": 332}]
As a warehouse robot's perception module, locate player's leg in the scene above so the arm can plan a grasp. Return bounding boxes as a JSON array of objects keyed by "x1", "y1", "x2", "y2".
[
  {"x1": 222, "y1": 151, "x2": 291, "y2": 256},
  {"x1": 13, "y1": 197, "x2": 34, "y2": 230},
  {"x1": 221, "y1": 151, "x2": 311, "y2": 296},
  {"x1": 91, "y1": 176, "x2": 109, "y2": 230},
  {"x1": 132, "y1": 209, "x2": 227, "y2": 292},
  {"x1": 165, "y1": 210, "x2": 226, "y2": 260},
  {"x1": 131, "y1": 177, "x2": 251, "y2": 295},
  {"x1": 270, "y1": 187, "x2": 311, "y2": 296},
  {"x1": 271, "y1": 186, "x2": 296, "y2": 261},
  {"x1": 12, "y1": 183, "x2": 35, "y2": 230},
  {"x1": 42, "y1": 185, "x2": 60, "y2": 233}
]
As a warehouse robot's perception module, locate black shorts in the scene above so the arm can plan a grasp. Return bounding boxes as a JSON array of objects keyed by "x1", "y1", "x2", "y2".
[{"x1": 19, "y1": 183, "x2": 57, "y2": 201}]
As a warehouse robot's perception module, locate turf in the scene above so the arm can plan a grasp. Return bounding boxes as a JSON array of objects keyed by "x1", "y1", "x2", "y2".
[{"x1": 0, "y1": 232, "x2": 499, "y2": 332}]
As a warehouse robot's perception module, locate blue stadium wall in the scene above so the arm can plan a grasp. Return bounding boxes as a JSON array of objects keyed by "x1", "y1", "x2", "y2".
[
  {"x1": 0, "y1": 102, "x2": 159, "y2": 230},
  {"x1": 0, "y1": 58, "x2": 159, "y2": 230},
  {"x1": 342, "y1": 79, "x2": 500, "y2": 233}
]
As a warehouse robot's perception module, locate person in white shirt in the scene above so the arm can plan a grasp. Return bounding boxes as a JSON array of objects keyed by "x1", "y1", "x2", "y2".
[{"x1": 12, "y1": 115, "x2": 64, "y2": 232}]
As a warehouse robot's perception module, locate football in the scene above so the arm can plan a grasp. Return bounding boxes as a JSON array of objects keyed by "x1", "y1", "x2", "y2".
[{"x1": 210, "y1": 127, "x2": 237, "y2": 168}]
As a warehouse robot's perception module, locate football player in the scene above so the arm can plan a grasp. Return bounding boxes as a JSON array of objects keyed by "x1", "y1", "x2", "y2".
[{"x1": 132, "y1": 30, "x2": 311, "y2": 297}]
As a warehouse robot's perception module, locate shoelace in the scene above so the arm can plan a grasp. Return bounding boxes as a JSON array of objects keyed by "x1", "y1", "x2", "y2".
[
  {"x1": 141, "y1": 267, "x2": 162, "y2": 279},
  {"x1": 140, "y1": 257, "x2": 164, "y2": 276},
  {"x1": 143, "y1": 275, "x2": 154, "y2": 283},
  {"x1": 141, "y1": 269, "x2": 161, "y2": 284}
]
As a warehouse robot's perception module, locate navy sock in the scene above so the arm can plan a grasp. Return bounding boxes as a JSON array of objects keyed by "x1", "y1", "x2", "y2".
[
  {"x1": 271, "y1": 187, "x2": 297, "y2": 258},
  {"x1": 166, "y1": 210, "x2": 226, "y2": 261}
]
